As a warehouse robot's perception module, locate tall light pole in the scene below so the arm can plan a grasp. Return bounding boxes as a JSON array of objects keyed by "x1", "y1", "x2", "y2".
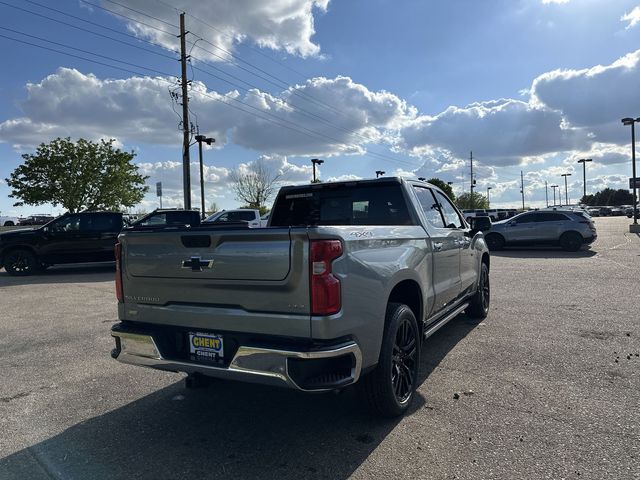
[
  {"x1": 376, "y1": 170, "x2": 385, "y2": 178},
  {"x1": 545, "y1": 181, "x2": 549, "y2": 207},
  {"x1": 311, "y1": 158, "x2": 324, "y2": 183},
  {"x1": 622, "y1": 117, "x2": 640, "y2": 226},
  {"x1": 194, "y1": 134, "x2": 215, "y2": 219},
  {"x1": 577, "y1": 158, "x2": 592, "y2": 203},
  {"x1": 561, "y1": 173, "x2": 571, "y2": 206},
  {"x1": 486, "y1": 186, "x2": 492, "y2": 207},
  {"x1": 551, "y1": 185, "x2": 559, "y2": 206}
]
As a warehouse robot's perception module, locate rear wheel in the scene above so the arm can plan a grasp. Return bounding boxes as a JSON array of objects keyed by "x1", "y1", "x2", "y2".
[
  {"x1": 3, "y1": 221, "x2": 14, "y2": 227},
  {"x1": 485, "y1": 233, "x2": 505, "y2": 251},
  {"x1": 466, "y1": 262, "x2": 490, "y2": 319},
  {"x1": 3, "y1": 249, "x2": 38, "y2": 276},
  {"x1": 559, "y1": 232, "x2": 582, "y2": 252},
  {"x1": 360, "y1": 303, "x2": 420, "y2": 417}
]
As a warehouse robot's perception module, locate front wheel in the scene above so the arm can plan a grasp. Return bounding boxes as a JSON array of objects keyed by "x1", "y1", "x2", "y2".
[
  {"x1": 3, "y1": 249, "x2": 39, "y2": 276},
  {"x1": 466, "y1": 262, "x2": 490, "y2": 319},
  {"x1": 360, "y1": 303, "x2": 421, "y2": 417},
  {"x1": 485, "y1": 233, "x2": 505, "y2": 251}
]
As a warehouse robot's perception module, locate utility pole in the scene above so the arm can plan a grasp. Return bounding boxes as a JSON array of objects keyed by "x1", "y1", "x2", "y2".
[
  {"x1": 545, "y1": 181, "x2": 549, "y2": 207},
  {"x1": 486, "y1": 186, "x2": 492, "y2": 208},
  {"x1": 179, "y1": 12, "x2": 192, "y2": 210},
  {"x1": 520, "y1": 171, "x2": 525, "y2": 210},
  {"x1": 551, "y1": 185, "x2": 558, "y2": 206},
  {"x1": 470, "y1": 151, "x2": 474, "y2": 209}
]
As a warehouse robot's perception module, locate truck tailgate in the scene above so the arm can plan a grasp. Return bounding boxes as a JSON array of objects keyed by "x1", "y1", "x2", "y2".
[{"x1": 119, "y1": 228, "x2": 312, "y2": 337}]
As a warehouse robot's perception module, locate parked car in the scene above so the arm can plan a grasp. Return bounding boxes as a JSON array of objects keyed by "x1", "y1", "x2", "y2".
[
  {"x1": 204, "y1": 209, "x2": 265, "y2": 228},
  {"x1": 18, "y1": 215, "x2": 56, "y2": 226},
  {"x1": 0, "y1": 215, "x2": 19, "y2": 227},
  {"x1": 485, "y1": 209, "x2": 499, "y2": 221},
  {"x1": 599, "y1": 206, "x2": 612, "y2": 216},
  {"x1": 110, "y1": 177, "x2": 491, "y2": 417},
  {"x1": 626, "y1": 207, "x2": 639, "y2": 219},
  {"x1": 587, "y1": 208, "x2": 600, "y2": 217},
  {"x1": 461, "y1": 209, "x2": 488, "y2": 223},
  {"x1": 610, "y1": 207, "x2": 625, "y2": 216},
  {"x1": 484, "y1": 209, "x2": 597, "y2": 251},
  {"x1": 131, "y1": 209, "x2": 201, "y2": 227},
  {"x1": 0, "y1": 212, "x2": 124, "y2": 275}
]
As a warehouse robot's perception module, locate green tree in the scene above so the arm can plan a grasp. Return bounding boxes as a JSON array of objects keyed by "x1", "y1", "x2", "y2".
[
  {"x1": 426, "y1": 178, "x2": 455, "y2": 201},
  {"x1": 580, "y1": 188, "x2": 633, "y2": 206},
  {"x1": 455, "y1": 192, "x2": 489, "y2": 209},
  {"x1": 6, "y1": 137, "x2": 148, "y2": 213}
]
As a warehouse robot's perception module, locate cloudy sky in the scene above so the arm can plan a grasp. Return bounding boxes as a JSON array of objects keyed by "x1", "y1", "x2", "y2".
[{"x1": 1, "y1": 0, "x2": 640, "y2": 215}]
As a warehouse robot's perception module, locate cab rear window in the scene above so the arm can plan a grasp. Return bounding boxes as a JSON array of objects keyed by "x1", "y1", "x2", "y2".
[{"x1": 270, "y1": 183, "x2": 413, "y2": 226}]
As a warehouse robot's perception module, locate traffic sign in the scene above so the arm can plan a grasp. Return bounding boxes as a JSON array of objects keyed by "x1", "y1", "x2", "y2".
[
  {"x1": 156, "y1": 182, "x2": 162, "y2": 197},
  {"x1": 629, "y1": 177, "x2": 640, "y2": 189}
]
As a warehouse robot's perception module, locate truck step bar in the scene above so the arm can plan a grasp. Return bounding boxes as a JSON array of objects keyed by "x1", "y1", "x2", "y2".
[{"x1": 423, "y1": 303, "x2": 469, "y2": 339}]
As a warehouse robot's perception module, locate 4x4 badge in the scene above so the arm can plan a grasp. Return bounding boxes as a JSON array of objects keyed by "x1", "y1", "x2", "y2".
[{"x1": 182, "y1": 257, "x2": 214, "y2": 272}]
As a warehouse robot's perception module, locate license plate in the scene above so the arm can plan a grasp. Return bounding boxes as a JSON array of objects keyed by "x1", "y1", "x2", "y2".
[{"x1": 189, "y1": 332, "x2": 224, "y2": 361}]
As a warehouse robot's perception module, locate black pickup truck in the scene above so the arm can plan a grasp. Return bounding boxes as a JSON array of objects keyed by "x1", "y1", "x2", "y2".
[{"x1": 0, "y1": 211, "x2": 124, "y2": 275}]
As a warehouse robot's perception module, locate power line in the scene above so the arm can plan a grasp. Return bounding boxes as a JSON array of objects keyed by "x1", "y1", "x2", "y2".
[
  {"x1": 77, "y1": 0, "x2": 177, "y2": 37},
  {"x1": 4, "y1": 0, "x2": 178, "y2": 58}
]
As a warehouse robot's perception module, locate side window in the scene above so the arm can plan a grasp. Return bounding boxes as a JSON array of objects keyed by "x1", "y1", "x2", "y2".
[
  {"x1": 214, "y1": 213, "x2": 230, "y2": 223},
  {"x1": 237, "y1": 211, "x2": 256, "y2": 221},
  {"x1": 413, "y1": 187, "x2": 445, "y2": 228},
  {"x1": 538, "y1": 213, "x2": 568, "y2": 222},
  {"x1": 516, "y1": 213, "x2": 537, "y2": 223},
  {"x1": 140, "y1": 213, "x2": 167, "y2": 226},
  {"x1": 90, "y1": 214, "x2": 120, "y2": 232},
  {"x1": 50, "y1": 215, "x2": 81, "y2": 233},
  {"x1": 434, "y1": 191, "x2": 463, "y2": 229}
]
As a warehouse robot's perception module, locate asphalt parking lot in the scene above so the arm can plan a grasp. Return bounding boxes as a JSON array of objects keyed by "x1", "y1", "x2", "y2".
[{"x1": 1, "y1": 216, "x2": 638, "y2": 480}]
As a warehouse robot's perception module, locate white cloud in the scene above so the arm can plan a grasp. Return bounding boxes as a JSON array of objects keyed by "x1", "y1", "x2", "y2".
[
  {"x1": 100, "y1": 0, "x2": 329, "y2": 60},
  {"x1": 531, "y1": 49, "x2": 640, "y2": 143},
  {"x1": 0, "y1": 68, "x2": 412, "y2": 158},
  {"x1": 621, "y1": 6, "x2": 640, "y2": 29},
  {"x1": 400, "y1": 99, "x2": 587, "y2": 166},
  {"x1": 541, "y1": 0, "x2": 570, "y2": 4}
]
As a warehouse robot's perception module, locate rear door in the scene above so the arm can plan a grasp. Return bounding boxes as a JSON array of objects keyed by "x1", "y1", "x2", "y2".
[
  {"x1": 412, "y1": 186, "x2": 462, "y2": 313},
  {"x1": 88, "y1": 213, "x2": 122, "y2": 261},
  {"x1": 503, "y1": 212, "x2": 538, "y2": 243},
  {"x1": 535, "y1": 212, "x2": 569, "y2": 241}
]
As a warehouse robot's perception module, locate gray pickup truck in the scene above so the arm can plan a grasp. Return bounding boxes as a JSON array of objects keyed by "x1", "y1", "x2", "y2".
[{"x1": 111, "y1": 177, "x2": 491, "y2": 416}]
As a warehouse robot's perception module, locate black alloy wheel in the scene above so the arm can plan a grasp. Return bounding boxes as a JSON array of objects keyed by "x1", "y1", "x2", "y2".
[
  {"x1": 466, "y1": 262, "x2": 490, "y2": 319},
  {"x1": 360, "y1": 303, "x2": 421, "y2": 417},
  {"x1": 3, "y1": 249, "x2": 38, "y2": 276},
  {"x1": 485, "y1": 233, "x2": 505, "y2": 251},
  {"x1": 560, "y1": 232, "x2": 582, "y2": 252},
  {"x1": 392, "y1": 317, "x2": 418, "y2": 404}
]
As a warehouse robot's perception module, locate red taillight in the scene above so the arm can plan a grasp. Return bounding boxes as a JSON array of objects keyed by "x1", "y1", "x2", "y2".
[
  {"x1": 115, "y1": 242, "x2": 124, "y2": 302},
  {"x1": 310, "y1": 240, "x2": 342, "y2": 316}
]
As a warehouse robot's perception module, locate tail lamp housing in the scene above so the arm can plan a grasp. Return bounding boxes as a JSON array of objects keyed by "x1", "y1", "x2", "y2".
[
  {"x1": 115, "y1": 242, "x2": 124, "y2": 302},
  {"x1": 309, "y1": 240, "x2": 343, "y2": 316}
]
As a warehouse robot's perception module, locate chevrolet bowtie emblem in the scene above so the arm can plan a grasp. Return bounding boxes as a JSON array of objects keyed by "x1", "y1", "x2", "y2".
[{"x1": 182, "y1": 256, "x2": 214, "y2": 272}]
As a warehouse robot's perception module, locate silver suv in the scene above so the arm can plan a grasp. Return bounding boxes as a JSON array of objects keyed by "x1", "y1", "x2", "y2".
[{"x1": 484, "y1": 209, "x2": 597, "y2": 251}]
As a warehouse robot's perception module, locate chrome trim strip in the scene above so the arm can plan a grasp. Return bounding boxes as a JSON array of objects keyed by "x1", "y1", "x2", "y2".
[{"x1": 111, "y1": 332, "x2": 362, "y2": 392}]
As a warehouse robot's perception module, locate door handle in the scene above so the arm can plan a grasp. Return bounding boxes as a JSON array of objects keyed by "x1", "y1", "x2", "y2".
[{"x1": 433, "y1": 241, "x2": 443, "y2": 251}]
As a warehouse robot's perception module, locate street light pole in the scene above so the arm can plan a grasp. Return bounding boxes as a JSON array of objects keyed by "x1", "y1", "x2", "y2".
[
  {"x1": 487, "y1": 187, "x2": 492, "y2": 207},
  {"x1": 194, "y1": 135, "x2": 215, "y2": 219},
  {"x1": 551, "y1": 185, "x2": 558, "y2": 206},
  {"x1": 577, "y1": 158, "x2": 592, "y2": 203},
  {"x1": 622, "y1": 117, "x2": 640, "y2": 226},
  {"x1": 311, "y1": 158, "x2": 324, "y2": 183},
  {"x1": 561, "y1": 173, "x2": 571, "y2": 206}
]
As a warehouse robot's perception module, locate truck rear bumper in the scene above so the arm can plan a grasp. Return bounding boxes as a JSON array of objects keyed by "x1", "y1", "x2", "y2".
[{"x1": 111, "y1": 326, "x2": 362, "y2": 392}]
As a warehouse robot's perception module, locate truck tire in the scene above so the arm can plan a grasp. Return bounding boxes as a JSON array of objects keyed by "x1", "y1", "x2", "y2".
[
  {"x1": 360, "y1": 303, "x2": 421, "y2": 417},
  {"x1": 559, "y1": 232, "x2": 582, "y2": 252},
  {"x1": 466, "y1": 262, "x2": 490, "y2": 319},
  {"x1": 484, "y1": 233, "x2": 505, "y2": 251},
  {"x1": 3, "y1": 221, "x2": 14, "y2": 226},
  {"x1": 3, "y1": 248, "x2": 38, "y2": 276}
]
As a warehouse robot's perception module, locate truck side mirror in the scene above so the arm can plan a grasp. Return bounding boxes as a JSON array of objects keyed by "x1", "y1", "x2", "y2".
[{"x1": 471, "y1": 216, "x2": 491, "y2": 233}]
